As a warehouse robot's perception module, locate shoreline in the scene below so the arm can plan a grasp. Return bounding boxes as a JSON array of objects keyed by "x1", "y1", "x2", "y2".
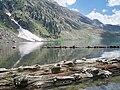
[{"x1": 0, "y1": 57, "x2": 120, "y2": 89}]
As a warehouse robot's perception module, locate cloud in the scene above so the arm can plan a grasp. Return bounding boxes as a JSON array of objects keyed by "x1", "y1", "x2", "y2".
[
  {"x1": 87, "y1": 9, "x2": 120, "y2": 25},
  {"x1": 107, "y1": 0, "x2": 120, "y2": 7},
  {"x1": 70, "y1": 8, "x2": 79, "y2": 12},
  {"x1": 53, "y1": 0, "x2": 76, "y2": 6},
  {"x1": 102, "y1": 9, "x2": 107, "y2": 13}
]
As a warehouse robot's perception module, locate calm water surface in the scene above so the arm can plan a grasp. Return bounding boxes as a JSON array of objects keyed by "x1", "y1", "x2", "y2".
[{"x1": 0, "y1": 39, "x2": 120, "y2": 90}]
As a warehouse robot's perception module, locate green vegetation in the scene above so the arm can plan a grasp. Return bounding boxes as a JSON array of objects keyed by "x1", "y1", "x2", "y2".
[{"x1": 0, "y1": 0, "x2": 106, "y2": 40}]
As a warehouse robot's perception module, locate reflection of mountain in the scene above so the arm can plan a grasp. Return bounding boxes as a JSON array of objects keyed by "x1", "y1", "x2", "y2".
[
  {"x1": 0, "y1": 42, "x2": 44, "y2": 68},
  {"x1": 0, "y1": 40, "x2": 120, "y2": 68},
  {"x1": 101, "y1": 50, "x2": 120, "y2": 58},
  {"x1": 19, "y1": 42, "x2": 44, "y2": 57},
  {"x1": 0, "y1": 43, "x2": 20, "y2": 68},
  {"x1": 17, "y1": 40, "x2": 119, "y2": 66},
  {"x1": 13, "y1": 42, "x2": 44, "y2": 67}
]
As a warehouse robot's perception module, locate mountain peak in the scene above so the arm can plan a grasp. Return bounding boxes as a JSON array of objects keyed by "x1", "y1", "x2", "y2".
[{"x1": 0, "y1": 0, "x2": 111, "y2": 40}]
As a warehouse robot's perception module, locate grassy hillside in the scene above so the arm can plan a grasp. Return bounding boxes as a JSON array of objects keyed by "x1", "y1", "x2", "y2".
[{"x1": 0, "y1": 0, "x2": 105, "y2": 40}]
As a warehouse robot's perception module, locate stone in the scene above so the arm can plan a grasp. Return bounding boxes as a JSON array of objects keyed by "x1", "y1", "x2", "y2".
[
  {"x1": 18, "y1": 65, "x2": 40, "y2": 72},
  {"x1": 14, "y1": 76, "x2": 28, "y2": 88},
  {"x1": 0, "y1": 56, "x2": 119, "y2": 89},
  {"x1": 12, "y1": 46, "x2": 16, "y2": 49},
  {"x1": 98, "y1": 70, "x2": 112, "y2": 78},
  {"x1": 64, "y1": 61, "x2": 74, "y2": 67},
  {"x1": 95, "y1": 64, "x2": 116, "y2": 69},
  {"x1": 51, "y1": 66, "x2": 61, "y2": 74},
  {"x1": 0, "y1": 68, "x2": 8, "y2": 73}
]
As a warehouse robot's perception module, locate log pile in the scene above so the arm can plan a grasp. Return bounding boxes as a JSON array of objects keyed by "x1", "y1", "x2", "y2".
[{"x1": 0, "y1": 57, "x2": 120, "y2": 89}]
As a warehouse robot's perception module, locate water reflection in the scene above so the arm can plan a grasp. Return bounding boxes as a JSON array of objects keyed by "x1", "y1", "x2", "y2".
[
  {"x1": 0, "y1": 40, "x2": 120, "y2": 68},
  {"x1": 51, "y1": 76, "x2": 120, "y2": 90},
  {"x1": 19, "y1": 42, "x2": 44, "y2": 57},
  {"x1": 101, "y1": 50, "x2": 120, "y2": 58},
  {"x1": 82, "y1": 83, "x2": 120, "y2": 90},
  {"x1": 13, "y1": 42, "x2": 44, "y2": 67}
]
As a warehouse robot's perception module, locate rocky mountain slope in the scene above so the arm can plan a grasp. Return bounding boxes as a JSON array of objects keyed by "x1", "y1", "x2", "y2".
[
  {"x1": 0, "y1": 0, "x2": 119, "y2": 41},
  {"x1": 104, "y1": 24, "x2": 120, "y2": 33}
]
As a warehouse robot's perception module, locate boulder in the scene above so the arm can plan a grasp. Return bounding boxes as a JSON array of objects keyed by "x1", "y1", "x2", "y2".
[
  {"x1": 51, "y1": 66, "x2": 61, "y2": 74},
  {"x1": 14, "y1": 76, "x2": 28, "y2": 88}
]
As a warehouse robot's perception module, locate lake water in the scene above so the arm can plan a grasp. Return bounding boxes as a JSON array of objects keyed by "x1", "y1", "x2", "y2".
[{"x1": 0, "y1": 39, "x2": 120, "y2": 90}]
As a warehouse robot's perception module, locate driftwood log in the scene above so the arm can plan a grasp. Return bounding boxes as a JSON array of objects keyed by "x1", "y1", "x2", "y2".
[{"x1": 0, "y1": 57, "x2": 120, "y2": 89}]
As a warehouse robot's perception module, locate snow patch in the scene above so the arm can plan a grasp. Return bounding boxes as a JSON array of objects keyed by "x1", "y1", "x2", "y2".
[
  {"x1": 6, "y1": 11, "x2": 43, "y2": 41},
  {"x1": 6, "y1": 12, "x2": 11, "y2": 17}
]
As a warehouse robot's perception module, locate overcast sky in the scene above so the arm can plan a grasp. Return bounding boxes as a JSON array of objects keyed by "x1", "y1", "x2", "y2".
[{"x1": 53, "y1": 0, "x2": 120, "y2": 25}]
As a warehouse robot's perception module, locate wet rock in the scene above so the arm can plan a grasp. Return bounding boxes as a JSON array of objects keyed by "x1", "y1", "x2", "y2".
[
  {"x1": 110, "y1": 58, "x2": 120, "y2": 63},
  {"x1": 64, "y1": 61, "x2": 75, "y2": 67},
  {"x1": 12, "y1": 46, "x2": 16, "y2": 49},
  {"x1": 72, "y1": 74, "x2": 81, "y2": 81},
  {"x1": 95, "y1": 64, "x2": 116, "y2": 69},
  {"x1": 81, "y1": 58, "x2": 87, "y2": 61},
  {"x1": 86, "y1": 67, "x2": 112, "y2": 78},
  {"x1": 97, "y1": 58, "x2": 120, "y2": 64},
  {"x1": 14, "y1": 76, "x2": 28, "y2": 88},
  {"x1": 85, "y1": 72, "x2": 93, "y2": 78},
  {"x1": 75, "y1": 58, "x2": 97, "y2": 64},
  {"x1": 12, "y1": 40, "x2": 16, "y2": 43},
  {"x1": 51, "y1": 66, "x2": 61, "y2": 74},
  {"x1": 81, "y1": 67, "x2": 111, "y2": 78},
  {"x1": 98, "y1": 70, "x2": 112, "y2": 78},
  {"x1": 52, "y1": 76, "x2": 74, "y2": 86},
  {"x1": 0, "y1": 57, "x2": 120, "y2": 89},
  {"x1": 91, "y1": 69, "x2": 99, "y2": 77},
  {"x1": 18, "y1": 65, "x2": 40, "y2": 72},
  {"x1": 0, "y1": 68, "x2": 8, "y2": 73}
]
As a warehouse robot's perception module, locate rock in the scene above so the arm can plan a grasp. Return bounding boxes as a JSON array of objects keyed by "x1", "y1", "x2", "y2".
[
  {"x1": 18, "y1": 65, "x2": 40, "y2": 72},
  {"x1": 64, "y1": 61, "x2": 75, "y2": 67},
  {"x1": 51, "y1": 66, "x2": 61, "y2": 74},
  {"x1": 12, "y1": 46, "x2": 16, "y2": 49},
  {"x1": 12, "y1": 40, "x2": 16, "y2": 43},
  {"x1": 75, "y1": 58, "x2": 97, "y2": 64},
  {"x1": 85, "y1": 72, "x2": 93, "y2": 78},
  {"x1": 98, "y1": 70, "x2": 112, "y2": 78},
  {"x1": 0, "y1": 68, "x2": 8, "y2": 73},
  {"x1": 95, "y1": 64, "x2": 116, "y2": 69},
  {"x1": 14, "y1": 76, "x2": 28, "y2": 88},
  {"x1": 0, "y1": 57, "x2": 119, "y2": 89},
  {"x1": 97, "y1": 57, "x2": 120, "y2": 64},
  {"x1": 52, "y1": 76, "x2": 74, "y2": 86},
  {"x1": 91, "y1": 69, "x2": 99, "y2": 77},
  {"x1": 72, "y1": 74, "x2": 81, "y2": 81},
  {"x1": 81, "y1": 58, "x2": 87, "y2": 61},
  {"x1": 96, "y1": 58, "x2": 107, "y2": 63},
  {"x1": 85, "y1": 67, "x2": 112, "y2": 78}
]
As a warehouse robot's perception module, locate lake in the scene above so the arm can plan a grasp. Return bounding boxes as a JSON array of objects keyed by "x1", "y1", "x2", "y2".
[{"x1": 0, "y1": 39, "x2": 120, "y2": 90}]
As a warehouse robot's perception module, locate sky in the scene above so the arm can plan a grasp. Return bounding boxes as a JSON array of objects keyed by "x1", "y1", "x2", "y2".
[{"x1": 53, "y1": 0, "x2": 120, "y2": 25}]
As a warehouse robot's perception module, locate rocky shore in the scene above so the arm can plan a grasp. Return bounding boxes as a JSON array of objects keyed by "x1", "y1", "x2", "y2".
[{"x1": 0, "y1": 57, "x2": 120, "y2": 90}]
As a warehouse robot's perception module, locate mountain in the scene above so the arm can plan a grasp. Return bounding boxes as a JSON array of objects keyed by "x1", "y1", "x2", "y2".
[
  {"x1": 104, "y1": 24, "x2": 120, "y2": 33},
  {"x1": 0, "y1": 0, "x2": 119, "y2": 41},
  {"x1": 92, "y1": 19, "x2": 120, "y2": 33},
  {"x1": 93, "y1": 19, "x2": 104, "y2": 27}
]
